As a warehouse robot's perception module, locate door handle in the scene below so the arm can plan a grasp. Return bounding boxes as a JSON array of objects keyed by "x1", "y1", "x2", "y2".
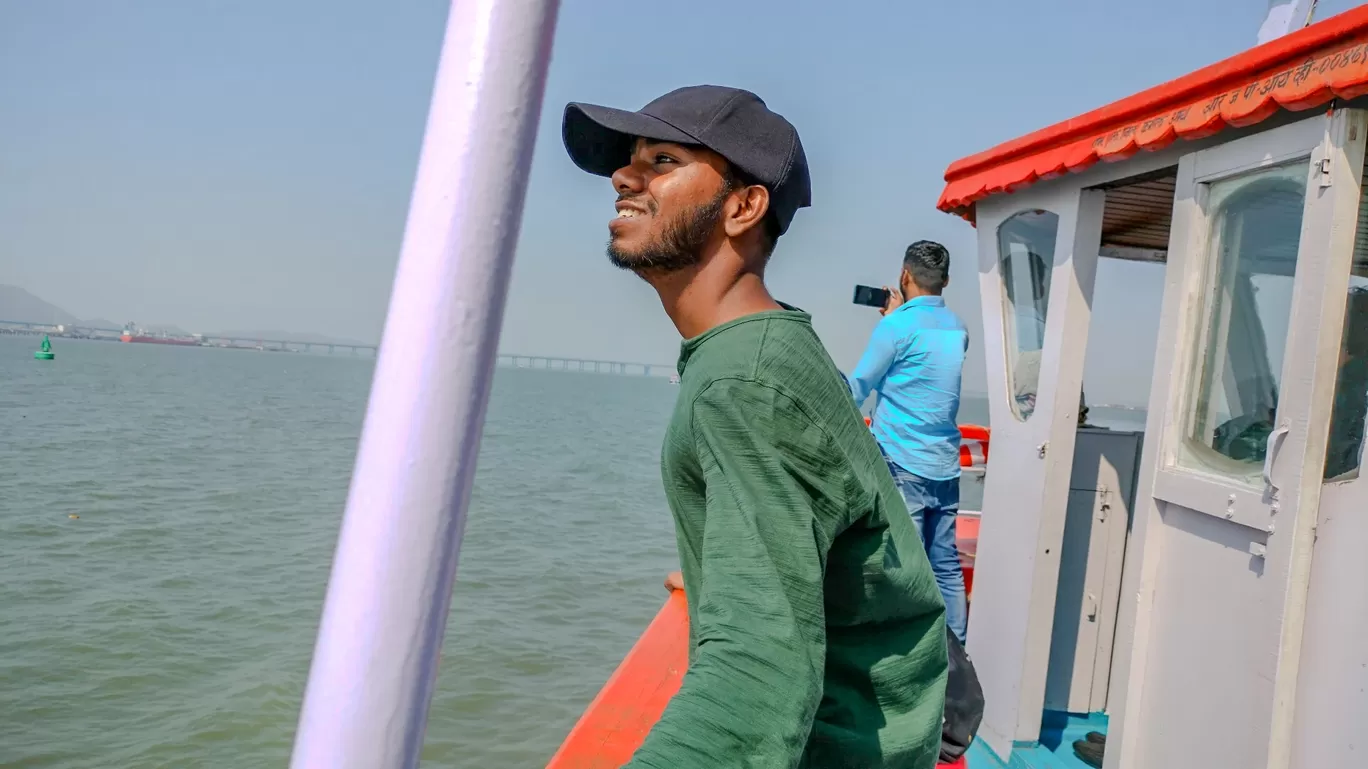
[{"x1": 1263, "y1": 423, "x2": 1290, "y2": 490}]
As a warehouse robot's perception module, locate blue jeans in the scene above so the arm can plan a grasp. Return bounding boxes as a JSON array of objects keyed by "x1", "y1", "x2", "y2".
[{"x1": 887, "y1": 462, "x2": 968, "y2": 644}]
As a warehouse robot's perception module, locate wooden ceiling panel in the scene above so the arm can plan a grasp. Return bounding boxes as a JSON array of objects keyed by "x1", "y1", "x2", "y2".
[{"x1": 1101, "y1": 175, "x2": 1175, "y2": 255}]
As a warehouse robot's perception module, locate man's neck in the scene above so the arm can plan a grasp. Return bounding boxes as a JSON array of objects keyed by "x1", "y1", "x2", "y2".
[
  {"x1": 901, "y1": 285, "x2": 940, "y2": 303},
  {"x1": 642, "y1": 255, "x2": 782, "y2": 339}
]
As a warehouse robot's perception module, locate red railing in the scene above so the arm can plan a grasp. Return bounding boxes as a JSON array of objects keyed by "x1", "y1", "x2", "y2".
[{"x1": 548, "y1": 589, "x2": 970, "y2": 769}]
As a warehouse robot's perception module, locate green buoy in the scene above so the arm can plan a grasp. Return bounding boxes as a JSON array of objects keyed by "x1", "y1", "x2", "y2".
[{"x1": 34, "y1": 335, "x2": 55, "y2": 361}]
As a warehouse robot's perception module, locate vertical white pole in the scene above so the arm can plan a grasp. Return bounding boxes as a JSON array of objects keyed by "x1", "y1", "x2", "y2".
[{"x1": 289, "y1": 1, "x2": 560, "y2": 767}]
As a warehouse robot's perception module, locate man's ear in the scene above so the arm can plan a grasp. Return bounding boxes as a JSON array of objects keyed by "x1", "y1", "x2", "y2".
[{"x1": 723, "y1": 184, "x2": 770, "y2": 240}]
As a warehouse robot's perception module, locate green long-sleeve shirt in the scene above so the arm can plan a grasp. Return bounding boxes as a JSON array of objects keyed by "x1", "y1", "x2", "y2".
[{"x1": 627, "y1": 309, "x2": 948, "y2": 769}]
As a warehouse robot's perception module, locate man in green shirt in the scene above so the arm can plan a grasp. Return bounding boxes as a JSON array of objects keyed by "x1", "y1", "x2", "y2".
[{"x1": 562, "y1": 85, "x2": 947, "y2": 768}]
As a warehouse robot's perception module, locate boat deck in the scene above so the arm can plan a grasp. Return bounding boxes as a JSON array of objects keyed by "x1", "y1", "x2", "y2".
[{"x1": 966, "y1": 712, "x2": 1108, "y2": 769}]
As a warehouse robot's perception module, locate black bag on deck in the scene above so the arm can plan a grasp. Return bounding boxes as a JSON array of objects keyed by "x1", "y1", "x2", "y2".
[{"x1": 940, "y1": 627, "x2": 985, "y2": 763}]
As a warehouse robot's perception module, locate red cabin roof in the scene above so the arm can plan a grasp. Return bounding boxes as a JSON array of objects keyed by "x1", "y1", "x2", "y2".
[{"x1": 938, "y1": 6, "x2": 1368, "y2": 223}]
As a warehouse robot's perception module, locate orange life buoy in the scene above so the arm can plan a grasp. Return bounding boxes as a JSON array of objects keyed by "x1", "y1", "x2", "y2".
[{"x1": 864, "y1": 417, "x2": 991, "y2": 469}]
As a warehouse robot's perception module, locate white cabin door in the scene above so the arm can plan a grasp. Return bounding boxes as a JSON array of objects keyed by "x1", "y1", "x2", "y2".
[
  {"x1": 969, "y1": 185, "x2": 1104, "y2": 758},
  {"x1": 1111, "y1": 111, "x2": 1367, "y2": 769}
]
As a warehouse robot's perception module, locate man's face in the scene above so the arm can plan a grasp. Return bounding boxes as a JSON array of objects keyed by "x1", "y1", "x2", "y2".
[{"x1": 606, "y1": 138, "x2": 733, "y2": 273}]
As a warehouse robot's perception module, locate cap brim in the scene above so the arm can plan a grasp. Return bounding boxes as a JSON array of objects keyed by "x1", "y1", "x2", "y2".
[{"x1": 562, "y1": 103, "x2": 699, "y2": 178}]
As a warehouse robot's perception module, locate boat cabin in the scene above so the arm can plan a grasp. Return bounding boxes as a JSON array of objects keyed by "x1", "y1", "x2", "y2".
[{"x1": 945, "y1": 9, "x2": 1368, "y2": 769}]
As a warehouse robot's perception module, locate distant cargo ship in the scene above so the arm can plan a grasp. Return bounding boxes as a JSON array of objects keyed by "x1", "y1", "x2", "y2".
[
  {"x1": 119, "y1": 333, "x2": 201, "y2": 346},
  {"x1": 120, "y1": 323, "x2": 203, "y2": 346}
]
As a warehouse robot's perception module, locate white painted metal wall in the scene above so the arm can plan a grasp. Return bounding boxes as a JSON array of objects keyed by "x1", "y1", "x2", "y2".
[
  {"x1": 954, "y1": 104, "x2": 1360, "y2": 769},
  {"x1": 1107, "y1": 111, "x2": 1368, "y2": 769},
  {"x1": 1289, "y1": 473, "x2": 1368, "y2": 767}
]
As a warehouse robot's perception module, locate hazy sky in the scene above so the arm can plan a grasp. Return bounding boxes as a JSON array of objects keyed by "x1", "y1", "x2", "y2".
[{"x1": 3, "y1": 0, "x2": 1357, "y2": 405}]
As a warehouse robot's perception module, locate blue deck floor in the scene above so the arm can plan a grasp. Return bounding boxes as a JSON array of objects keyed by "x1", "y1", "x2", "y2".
[{"x1": 966, "y1": 712, "x2": 1108, "y2": 769}]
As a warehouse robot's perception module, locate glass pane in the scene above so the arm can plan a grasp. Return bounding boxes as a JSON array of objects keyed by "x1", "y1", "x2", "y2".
[
  {"x1": 1323, "y1": 159, "x2": 1368, "y2": 482},
  {"x1": 1324, "y1": 277, "x2": 1368, "y2": 481},
  {"x1": 998, "y1": 210, "x2": 1058, "y2": 422},
  {"x1": 1181, "y1": 161, "x2": 1308, "y2": 481}
]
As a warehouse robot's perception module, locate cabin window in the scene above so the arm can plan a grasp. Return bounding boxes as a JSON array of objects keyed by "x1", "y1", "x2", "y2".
[
  {"x1": 1180, "y1": 162, "x2": 1307, "y2": 480},
  {"x1": 1323, "y1": 180, "x2": 1368, "y2": 481},
  {"x1": 998, "y1": 210, "x2": 1058, "y2": 421},
  {"x1": 1325, "y1": 284, "x2": 1368, "y2": 481}
]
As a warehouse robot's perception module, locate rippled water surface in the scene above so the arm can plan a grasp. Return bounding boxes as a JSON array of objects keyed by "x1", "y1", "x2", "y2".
[
  {"x1": 1, "y1": 335, "x2": 679, "y2": 768},
  {"x1": 0, "y1": 334, "x2": 1143, "y2": 767}
]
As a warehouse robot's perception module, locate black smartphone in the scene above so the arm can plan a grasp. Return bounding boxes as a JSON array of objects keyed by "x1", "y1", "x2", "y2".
[{"x1": 852, "y1": 284, "x2": 890, "y2": 308}]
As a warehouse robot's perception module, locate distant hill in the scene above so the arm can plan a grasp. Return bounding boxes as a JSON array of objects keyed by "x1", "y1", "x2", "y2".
[
  {"x1": 1, "y1": 284, "x2": 366, "y2": 344},
  {"x1": 0, "y1": 284, "x2": 172, "y2": 331},
  {"x1": 0, "y1": 284, "x2": 82, "y2": 326}
]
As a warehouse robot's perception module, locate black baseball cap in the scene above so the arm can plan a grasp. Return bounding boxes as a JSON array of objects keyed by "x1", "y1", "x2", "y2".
[{"x1": 562, "y1": 85, "x2": 811, "y2": 236}]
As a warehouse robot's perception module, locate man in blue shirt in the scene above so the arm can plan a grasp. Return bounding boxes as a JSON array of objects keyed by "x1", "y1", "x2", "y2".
[{"x1": 847, "y1": 240, "x2": 970, "y2": 642}]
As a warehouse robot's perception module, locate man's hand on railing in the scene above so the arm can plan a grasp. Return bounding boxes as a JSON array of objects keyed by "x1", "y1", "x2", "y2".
[{"x1": 664, "y1": 571, "x2": 684, "y2": 593}]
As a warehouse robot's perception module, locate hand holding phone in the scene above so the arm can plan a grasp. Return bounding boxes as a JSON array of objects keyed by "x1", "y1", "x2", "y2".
[
  {"x1": 852, "y1": 285, "x2": 890, "y2": 308},
  {"x1": 854, "y1": 284, "x2": 905, "y2": 316}
]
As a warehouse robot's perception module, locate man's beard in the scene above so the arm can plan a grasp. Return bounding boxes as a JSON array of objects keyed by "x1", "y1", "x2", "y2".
[{"x1": 606, "y1": 189, "x2": 727, "y2": 273}]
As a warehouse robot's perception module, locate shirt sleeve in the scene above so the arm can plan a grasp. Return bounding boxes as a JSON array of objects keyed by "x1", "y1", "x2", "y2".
[
  {"x1": 846, "y1": 316, "x2": 901, "y2": 407},
  {"x1": 625, "y1": 378, "x2": 837, "y2": 769}
]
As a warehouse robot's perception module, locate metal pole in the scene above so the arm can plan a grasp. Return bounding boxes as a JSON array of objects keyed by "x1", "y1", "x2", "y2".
[{"x1": 289, "y1": 1, "x2": 560, "y2": 766}]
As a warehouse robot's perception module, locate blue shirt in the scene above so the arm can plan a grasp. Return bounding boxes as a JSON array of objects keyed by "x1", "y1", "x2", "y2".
[{"x1": 846, "y1": 296, "x2": 968, "y2": 481}]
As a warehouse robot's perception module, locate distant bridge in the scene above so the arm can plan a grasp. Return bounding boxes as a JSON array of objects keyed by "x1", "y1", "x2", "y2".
[
  {"x1": 0, "y1": 319, "x2": 124, "y2": 337},
  {"x1": 1, "y1": 319, "x2": 130, "y2": 343},
  {"x1": 198, "y1": 335, "x2": 376, "y2": 355},
  {"x1": 496, "y1": 354, "x2": 671, "y2": 377},
  {"x1": 2, "y1": 319, "x2": 669, "y2": 375}
]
